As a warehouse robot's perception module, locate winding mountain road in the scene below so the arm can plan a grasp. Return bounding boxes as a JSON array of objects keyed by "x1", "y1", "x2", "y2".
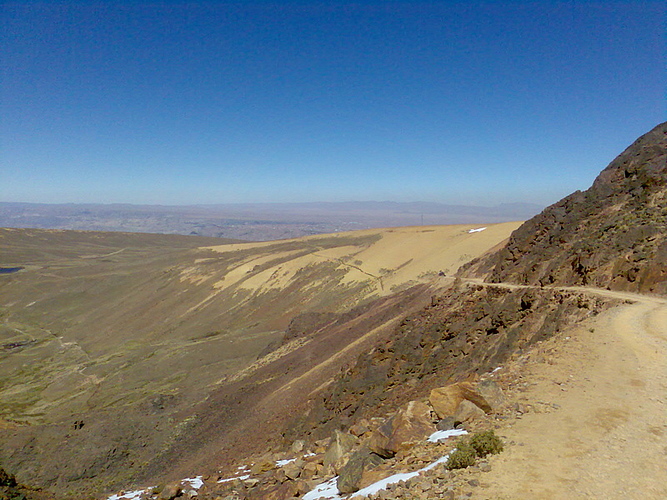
[{"x1": 457, "y1": 280, "x2": 667, "y2": 499}]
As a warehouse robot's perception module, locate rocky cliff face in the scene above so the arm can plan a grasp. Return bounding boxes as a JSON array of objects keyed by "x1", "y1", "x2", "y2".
[{"x1": 463, "y1": 122, "x2": 667, "y2": 294}]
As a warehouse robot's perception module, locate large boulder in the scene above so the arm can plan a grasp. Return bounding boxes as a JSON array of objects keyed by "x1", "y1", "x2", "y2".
[
  {"x1": 336, "y1": 447, "x2": 385, "y2": 494},
  {"x1": 476, "y1": 379, "x2": 505, "y2": 410},
  {"x1": 323, "y1": 430, "x2": 358, "y2": 471},
  {"x1": 368, "y1": 401, "x2": 435, "y2": 458},
  {"x1": 429, "y1": 384, "x2": 466, "y2": 418},
  {"x1": 453, "y1": 399, "x2": 487, "y2": 424},
  {"x1": 429, "y1": 380, "x2": 505, "y2": 418}
]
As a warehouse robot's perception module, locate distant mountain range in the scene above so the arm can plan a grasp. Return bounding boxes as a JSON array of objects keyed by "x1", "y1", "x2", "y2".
[{"x1": 0, "y1": 201, "x2": 543, "y2": 241}]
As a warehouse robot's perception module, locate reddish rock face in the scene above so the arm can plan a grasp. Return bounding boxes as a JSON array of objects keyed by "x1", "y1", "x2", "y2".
[{"x1": 463, "y1": 122, "x2": 667, "y2": 295}]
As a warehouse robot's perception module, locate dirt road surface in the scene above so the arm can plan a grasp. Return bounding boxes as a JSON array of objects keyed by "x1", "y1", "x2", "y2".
[{"x1": 471, "y1": 291, "x2": 667, "y2": 499}]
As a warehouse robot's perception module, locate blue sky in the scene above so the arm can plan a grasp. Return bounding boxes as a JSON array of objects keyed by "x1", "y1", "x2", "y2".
[{"x1": 2, "y1": 1, "x2": 665, "y2": 206}]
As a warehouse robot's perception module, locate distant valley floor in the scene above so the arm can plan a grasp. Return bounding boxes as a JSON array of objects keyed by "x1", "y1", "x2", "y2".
[{"x1": 0, "y1": 201, "x2": 542, "y2": 241}]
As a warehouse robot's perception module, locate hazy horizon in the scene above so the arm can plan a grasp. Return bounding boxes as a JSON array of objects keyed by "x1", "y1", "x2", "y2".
[{"x1": 2, "y1": 1, "x2": 665, "y2": 207}]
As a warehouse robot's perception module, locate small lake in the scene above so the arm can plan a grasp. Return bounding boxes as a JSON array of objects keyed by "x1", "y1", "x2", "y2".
[{"x1": 0, "y1": 267, "x2": 24, "y2": 274}]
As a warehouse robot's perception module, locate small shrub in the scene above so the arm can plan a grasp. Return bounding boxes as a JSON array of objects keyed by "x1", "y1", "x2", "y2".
[
  {"x1": 446, "y1": 442, "x2": 477, "y2": 470},
  {"x1": 469, "y1": 430, "x2": 504, "y2": 457},
  {"x1": 446, "y1": 430, "x2": 504, "y2": 470}
]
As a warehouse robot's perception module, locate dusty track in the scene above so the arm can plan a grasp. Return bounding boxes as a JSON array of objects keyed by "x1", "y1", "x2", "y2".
[{"x1": 458, "y1": 281, "x2": 667, "y2": 499}]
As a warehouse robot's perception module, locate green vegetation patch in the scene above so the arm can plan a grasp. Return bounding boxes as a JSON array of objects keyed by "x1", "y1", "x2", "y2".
[
  {"x1": 469, "y1": 429, "x2": 504, "y2": 457},
  {"x1": 446, "y1": 441, "x2": 477, "y2": 469},
  {"x1": 446, "y1": 430, "x2": 504, "y2": 470}
]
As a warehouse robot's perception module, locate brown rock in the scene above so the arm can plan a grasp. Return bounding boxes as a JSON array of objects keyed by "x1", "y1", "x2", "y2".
[
  {"x1": 336, "y1": 447, "x2": 385, "y2": 494},
  {"x1": 458, "y1": 382, "x2": 494, "y2": 413},
  {"x1": 323, "y1": 430, "x2": 358, "y2": 470},
  {"x1": 294, "y1": 479, "x2": 313, "y2": 496},
  {"x1": 282, "y1": 458, "x2": 304, "y2": 480},
  {"x1": 429, "y1": 385, "x2": 465, "y2": 419},
  {"x1": 430, "y1": 381, "x2": 503, "y2": 418},
  {"x1": 349, "y1": 418, "x2": 371, "y2": 437},
  {"x1": 300, "y1": 461, "x2": 319, "y2": 480},
  {"x1": 476, "y1": 379, "x2": 505, "y2": 411},
  {"x1": 368, "y1": 401, "x2": 435, "y2": 458},
  {"x1": 453, "y1": 399, "x2": 486, "y2": 424},
  {"x1": 291, "y1": 439, "x2": 306, "y2": 454},
  {"x1": 436, "y1": 416, "x2": 456, "y2": 431},
  {"x1": 274, "y1": 468, "x2": 288, "y2": 483},
  {"x1": 157, "y1": 482, "x2": 182, "y2": 500},
  {"x1": 250, "y1": 459, "x2": 275, "y2": 475},
  {"x1": 254, "y1": 481, "x2": 298, "y2": 500}
]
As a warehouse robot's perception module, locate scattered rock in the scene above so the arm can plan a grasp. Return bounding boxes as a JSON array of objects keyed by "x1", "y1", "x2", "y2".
[
  {"x1": 290, "y1": 440, "x2": 306, "y2": 454},
  {"x1": 349, "y1": 418, "x2": 371, "y2": 437},
  {"x1": 157, "y1": 482, "x2": 182, "y2": 500},
  {"x1": 250, "y1": 459, "x2": 275, "y2": 475},
  {"x1": 282, "y1": 458, "x2": 304, "y2": 480}
]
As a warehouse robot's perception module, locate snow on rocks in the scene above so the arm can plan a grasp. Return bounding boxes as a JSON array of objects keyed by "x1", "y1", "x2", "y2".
[
  {"x1": 303, "y1": 477, "x2": 340, "y2": 500},
  {"x1": 427, "y1": 428, "x2": 468, "y2": 443},
  {"x1": 181, "y1": 476, "x2": 203, "y2": 490},
  {"x1": 303, "y1": 425, "x2": 465, "y2": 500},
  {"x1": 105, "y1": 394, "x2": 502, "y2": 500},
  {"x1": 275, "y1": 457, "x2": 296, "y2": 467},
  {"x1": 107, "y1": 489, "x2": 147, "y2": 500},
  {"x1": 217, "y1": 474, "x2": 250, "y2": 484}
]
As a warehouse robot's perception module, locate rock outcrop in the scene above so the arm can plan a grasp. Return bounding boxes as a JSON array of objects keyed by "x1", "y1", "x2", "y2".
[{"x1": 463, "y1": 122, "x2": 667, "y2": 294}]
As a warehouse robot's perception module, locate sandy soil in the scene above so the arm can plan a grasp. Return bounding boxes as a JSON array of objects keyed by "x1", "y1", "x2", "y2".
[
  {"x1": 472, "y1": 290, "x2": 667, "y2": 499},
  {"x1": 203, "y1": 222, "x2": 522, "y2": 296}
]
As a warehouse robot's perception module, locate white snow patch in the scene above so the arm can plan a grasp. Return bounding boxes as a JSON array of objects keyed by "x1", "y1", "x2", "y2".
[
  {"x1": 107, "y1": 489, "x2": 147, "y2": 500},
  {"x1": 468, "y1": 227, "x2": 487, "y2": 233},
  {"x1": 218, "y1": 474, "x2": 250, "y2": 484},
  {"x1": 276, "y1": 458, "x2": 296, "y2": 467},
  {"x1": 350, "y1": 470, "x2": 419, "y2": 498},
  {"x1": 182, "y1": 476, "x2": 204, "y2": 490},
  {"x1": 421, "y1": 454, "x2": 451, "y2": 472},
  {"x1": 303, "y1": 477, "x2": 340, "y2": 500},
  {"x1": 427, "y1": 428, "x2": 468, "y2": 443},
  {"x1": 303, "y1": 442, "x2": 460, "y2": 500}
]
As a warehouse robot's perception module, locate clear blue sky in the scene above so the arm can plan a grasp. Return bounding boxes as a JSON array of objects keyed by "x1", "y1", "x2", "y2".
[{"x1": 2, "y1": 1, "x2": 665, "y2": 206}]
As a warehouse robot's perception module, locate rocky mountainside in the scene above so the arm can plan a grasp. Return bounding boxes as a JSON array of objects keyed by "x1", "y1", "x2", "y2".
[
  {"x1": 462, "y1": 122, "x2": 667, "y2": 294},
  {"x1": 287, "y1": 283, "x2": 612, "y2": 446}
]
